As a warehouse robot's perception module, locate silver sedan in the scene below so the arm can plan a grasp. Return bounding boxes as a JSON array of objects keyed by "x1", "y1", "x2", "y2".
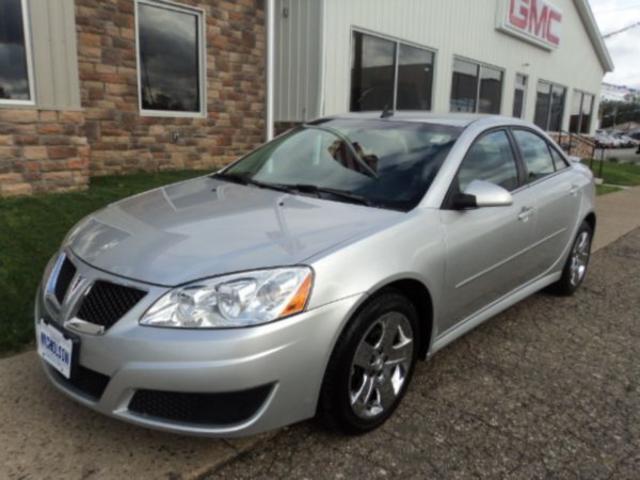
[{"x1": 36, "y1": 113, "x2": 595, "y2": 436}]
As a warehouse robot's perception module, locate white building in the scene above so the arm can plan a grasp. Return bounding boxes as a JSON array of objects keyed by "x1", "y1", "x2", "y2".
[{"x1": 274, "y1": 0, "x2": 614, "y2": 135}]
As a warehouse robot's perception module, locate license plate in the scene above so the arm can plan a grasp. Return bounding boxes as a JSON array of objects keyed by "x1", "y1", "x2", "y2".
[{"x1": 37, "y1": 319, "x2": 74, "y2": 379}]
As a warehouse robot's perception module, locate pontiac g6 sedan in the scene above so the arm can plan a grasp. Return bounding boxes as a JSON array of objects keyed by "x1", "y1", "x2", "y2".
[{"x1": 36, "y1": 113, "x2": 595, "y2": 436}]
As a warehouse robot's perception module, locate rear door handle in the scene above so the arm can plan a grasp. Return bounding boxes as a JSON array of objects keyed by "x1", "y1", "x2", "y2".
[
  {"x1": 518, "y1": 206, "x2": 535, "y2": 222},
  {"x1": 569, "y1": 184, "x2": 579, "y2": 196}
]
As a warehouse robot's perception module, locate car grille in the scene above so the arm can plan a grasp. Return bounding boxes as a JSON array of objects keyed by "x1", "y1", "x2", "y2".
[
  {"x1": 76, "y1": 281, "x2": 147, "y2": 330},
  {"x1": 54, "y1": 257, "x2": 76, "y2": 304},
  {"x1": 50, "y1": 364, "x2": 111, "y2": 401},
  {"x1": 128, "y1": 385, "x2": 273, "y2": 426}
]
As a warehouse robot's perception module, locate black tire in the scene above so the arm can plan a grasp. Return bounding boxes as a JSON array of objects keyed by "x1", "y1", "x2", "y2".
[
  {"x1": 318, "y1": 290, "x2": 419, "y2": 435},
  {"x1": 547, "y1": 220, "x2": 593, "y2": 296}
]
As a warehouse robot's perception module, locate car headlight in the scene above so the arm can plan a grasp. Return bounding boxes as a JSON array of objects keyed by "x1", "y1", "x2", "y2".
[{"x1": 140, "y1": 267, "x2": 313, "y2": 328}]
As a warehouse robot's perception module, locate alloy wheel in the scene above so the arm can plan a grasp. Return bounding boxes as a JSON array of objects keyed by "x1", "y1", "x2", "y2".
[
  {"x1": 570, "y1": 231, "x2": 591, "y2": 287},
  {"x1": 348, "y1": 312, "x2": 414, "y2": 419}
]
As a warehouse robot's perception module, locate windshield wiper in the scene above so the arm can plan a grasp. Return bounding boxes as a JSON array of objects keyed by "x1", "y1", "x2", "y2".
[
  {"x1": 286, "y1": 184, "x2": 376, "y2": 207},
  {"x1": 212, "y1": 172, "x2": 291, "y2": 193}
]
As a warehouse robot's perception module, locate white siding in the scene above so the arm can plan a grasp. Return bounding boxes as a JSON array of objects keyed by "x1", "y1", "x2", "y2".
[
  {"x1": 315, "y1": 0, "x2": 605, "y2": 133},
  {"x1": 28, "y1": 0, "x2": 81, "y2": 110},
  {"x1": 274, "y1": 0, "x2": 323, "y2": 122}
]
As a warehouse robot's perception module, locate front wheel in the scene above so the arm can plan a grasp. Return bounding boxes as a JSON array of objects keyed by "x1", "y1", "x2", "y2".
[
  {"x1": 318, "y1": 291, "x2": 419, "y2": 434},
  {"x1": 547, "y1": 220, "x2": 593, "y2": 296}
]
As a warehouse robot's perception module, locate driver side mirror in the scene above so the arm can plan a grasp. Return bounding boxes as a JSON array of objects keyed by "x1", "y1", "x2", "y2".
[{"x1": 452, "y1": 180, "x2": 513, "y2": 209}]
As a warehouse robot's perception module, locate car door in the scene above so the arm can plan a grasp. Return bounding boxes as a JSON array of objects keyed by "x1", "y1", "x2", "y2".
[
  {"x1": 439, "y1": 129, "x2": 539, "y2": 332},
  {"x1": 511, "y1": 129, "x2": 581, "y2": 277}
]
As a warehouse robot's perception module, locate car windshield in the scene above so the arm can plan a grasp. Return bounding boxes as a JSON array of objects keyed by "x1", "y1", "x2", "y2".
[{"x1": 218, "y1": 118, "x2": 461, "y2": 211}]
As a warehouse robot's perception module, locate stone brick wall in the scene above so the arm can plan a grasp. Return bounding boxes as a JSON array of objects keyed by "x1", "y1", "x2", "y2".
[
  {"x1": 0, "y1": 0, "x2": 265, "y2": 197},
  {"x1": 0, "y1": 109, "x2": 89, "y2": 196},
  {"x1": 75, "y1": 0, "x2": 265, "y2": 176}
]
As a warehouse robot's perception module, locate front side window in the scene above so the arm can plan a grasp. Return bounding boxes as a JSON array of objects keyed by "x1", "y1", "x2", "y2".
[
  {"x1": 534, "y1": 80, "x2": 566, "y2": 131},
  {"x1": 0, "y1": 0, "x2": 33, "y2": 104},
  {"x1": 450, "y1": 58, "x2": 503, "y2": 114},
  {"x1": 457, "y1": 130, "x2": 519, "y2": 192},
  {"x1": 513, "y1": 74, "x2": 527, "y2": 118},
  {"x1": 223, "y1": 119, "x2": 461, "y2": 211},
  {"x1": 513, "y1": 130, "x2": 556, "y2": 181},
  {"x1": 351, "y1": 31, "x2": 434, "y2": 112},
  {"x1": 136, "y1": 0, "x2": 205, "y2": 115}
]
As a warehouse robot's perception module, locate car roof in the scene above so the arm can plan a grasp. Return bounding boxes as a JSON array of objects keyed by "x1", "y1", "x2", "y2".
[{"x1": 323, "y1": 111, "x2": 530, "y2": 129}]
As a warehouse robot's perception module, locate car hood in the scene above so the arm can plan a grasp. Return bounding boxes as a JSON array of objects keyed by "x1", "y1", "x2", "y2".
[{"x1": 67, "y1": 176, "x2": 404, "y2": 286}]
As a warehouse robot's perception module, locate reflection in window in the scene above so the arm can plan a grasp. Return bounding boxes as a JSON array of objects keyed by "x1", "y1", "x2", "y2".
[
  {"x1": 397, "y1": 44, "x2": 434, "y2": 110},
  {"x1": 450, "y1": 59, "x2": 478, "y2": 113},
  {"x1": 0, "y1": 0, "x2": 32, "y2": 102},
  {"x1": 137, "y1": 1, "x2": 203, "y2": 114},
  {"x1": 513, "y1": 74, "x2": 527, "y2": 118},
  {"x1": 569, "y1": 91, "x2": 594, "y2": 134},
  {"x1": 458, "y1": 130, "x2": 519, "y2": 192},
  {"x1": 350, "y1": 32, "x2": 396, "y2": 111},
  {"x1": 351, "y1": 32, "x2": 434, "y2": 112},
  {"x1": 450, "y1": 59, "x2": 502, "y2": 114},
  {"x1": 514, "y1": 130, "x2": 556, "y2": 181},
  {"x1": 534, "y1": 80, "x2": 566, "y2": 131}
]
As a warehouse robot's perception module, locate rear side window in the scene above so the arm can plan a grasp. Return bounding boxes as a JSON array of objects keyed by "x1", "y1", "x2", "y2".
[
  {"x1": 457, "y1": 130, "x2": 520, "y2": 192},
  {"x1": 513, "y1": 130, "x2": 556, "y2": 181},
  {"x1": 548, "y1": 146, "x2": 568, "y2": 170}
]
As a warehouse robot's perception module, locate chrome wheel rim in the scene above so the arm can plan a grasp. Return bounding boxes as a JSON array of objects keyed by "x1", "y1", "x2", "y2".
[
  {"x1": 348, "y1": 312, "x2": 414, "y2": 419},
  {"x1": 570, "y1": 231, "x2": 591, "y2": 287}
]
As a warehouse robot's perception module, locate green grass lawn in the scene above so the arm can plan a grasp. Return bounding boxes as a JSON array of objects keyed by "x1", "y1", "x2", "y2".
[
  {"x1": 0, "y1": 170, "x2": 207, "y2": 354},
  {"x1": 589, "y1": 160, "x2": 640, "y2": 187}
]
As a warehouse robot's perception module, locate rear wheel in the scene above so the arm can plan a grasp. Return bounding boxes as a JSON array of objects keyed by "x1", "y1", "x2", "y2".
[
  {"x1": 318, "y1": 291, "x2": 419, "y2": 434},
  {"x1": 547, "y1": 221, "x2": 593, "y2": 295}
]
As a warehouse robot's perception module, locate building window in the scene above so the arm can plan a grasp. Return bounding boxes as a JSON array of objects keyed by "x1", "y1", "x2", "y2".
[
  {"x1": 450, "y1": 58, "x2": 503, "y2": 114},
  {"x1": 0, "y1": 0, "x2": 34, "y2": 105},
  {"x1": 513, "y1": 74, "x2": 527, "y2": 118},
  {"x1": 136, "y1": 0, "x2": 205, "y2": 116},
  {"x1": 350, "y1": 31, "x2": 434, "y2": 112},
  {"x1": 534, "y1": 80, "x2": 566, "y2": 132},
  {"x1": 569, "y1": 91, "x2": 594, "y2": 134}
]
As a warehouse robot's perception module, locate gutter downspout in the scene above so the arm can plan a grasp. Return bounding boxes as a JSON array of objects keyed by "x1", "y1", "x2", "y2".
[{"x1": 265, "y1": 0, "x2": 275, "y2": 141}]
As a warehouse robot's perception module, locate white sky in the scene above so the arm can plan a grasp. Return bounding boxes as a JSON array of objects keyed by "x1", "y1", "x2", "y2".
[{"x1": 589, "y1": 0, "x2": 640, "y2": 88}]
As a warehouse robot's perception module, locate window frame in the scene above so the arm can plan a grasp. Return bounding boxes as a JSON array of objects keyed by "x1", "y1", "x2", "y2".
[
  {"x1": 349, "y1": 27, "x2": 437, "y2": 113},
  {"x1": 533, "y1": 79, "x2": 567, "y2": 132},
  {"x1": 569, "y1": 89, "x2": 595, "y2": 134},
  {"x1": 449, "y1": 56, "x2": 504, "y2": 115},
  {"x1": 134, "y1": 0, "x2": 207, "y2": 118},
  {"x1": 512, "y1": 73, "x2": 528, "y2": 119},
  {"x1": 0, "y1": 0, "x2": 36, "y2": 107}
]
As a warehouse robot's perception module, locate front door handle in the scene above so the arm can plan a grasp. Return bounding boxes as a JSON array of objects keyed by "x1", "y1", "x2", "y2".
[{"x1": 518, "y1": 206, "x2": 534, "y2": 222}]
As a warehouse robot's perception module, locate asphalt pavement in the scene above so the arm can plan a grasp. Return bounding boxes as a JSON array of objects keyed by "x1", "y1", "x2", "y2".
[
  {"x1": 1, "y1": 187, "x2": 639, "y2": 480},
  {"x1": 207, "y1": 227, "x2": 640, "y2": 479}
]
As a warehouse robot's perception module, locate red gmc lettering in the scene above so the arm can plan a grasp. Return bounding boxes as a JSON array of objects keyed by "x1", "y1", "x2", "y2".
[{"x1": 508, "y1": 0, "x2": 562, "y2": 47}]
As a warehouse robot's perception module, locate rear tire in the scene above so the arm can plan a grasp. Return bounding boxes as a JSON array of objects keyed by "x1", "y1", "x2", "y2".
[
  {"x1": 547, "y1": 220, "x2": 593, "y2": 296},
  {"x1": 318, "y1": 290, "x2": 419, "y2": 435}
]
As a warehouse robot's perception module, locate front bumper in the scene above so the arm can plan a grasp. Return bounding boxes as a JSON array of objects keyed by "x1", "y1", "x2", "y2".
[{"x1": 36, "y1": 253, "x2": 363, "y2": 437}]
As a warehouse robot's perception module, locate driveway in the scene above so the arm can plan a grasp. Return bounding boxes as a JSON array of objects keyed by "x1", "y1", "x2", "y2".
[
  {"x1": 2, "y1": 188, "x2": 640, "y2": 480},
  {"x1": 208, "y1": 227, "x2": 640, "y2": 479}
]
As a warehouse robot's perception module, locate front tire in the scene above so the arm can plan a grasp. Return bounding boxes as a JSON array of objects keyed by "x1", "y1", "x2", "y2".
[
  {"x1": 318, "y1": 291, "x2": 419, "y2": 434},
  {"x1": 547, "y1": 220, "x2": 593, "y2": 296}
]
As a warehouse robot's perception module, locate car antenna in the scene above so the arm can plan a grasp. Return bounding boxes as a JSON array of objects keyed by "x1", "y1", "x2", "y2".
[{"x1": 380, "y1": 104, "x2": 394, "y2": 118}]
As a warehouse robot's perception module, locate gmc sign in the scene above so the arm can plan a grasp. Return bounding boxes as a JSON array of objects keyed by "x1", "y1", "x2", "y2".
[{"x1": 497, "y1": 0, "x2": 563, "y2": 50}]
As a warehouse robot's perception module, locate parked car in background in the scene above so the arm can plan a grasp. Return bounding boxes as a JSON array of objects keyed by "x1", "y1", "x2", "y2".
[{"x1": 35, "y1": 113, "x2": 596, "y2": 437}]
